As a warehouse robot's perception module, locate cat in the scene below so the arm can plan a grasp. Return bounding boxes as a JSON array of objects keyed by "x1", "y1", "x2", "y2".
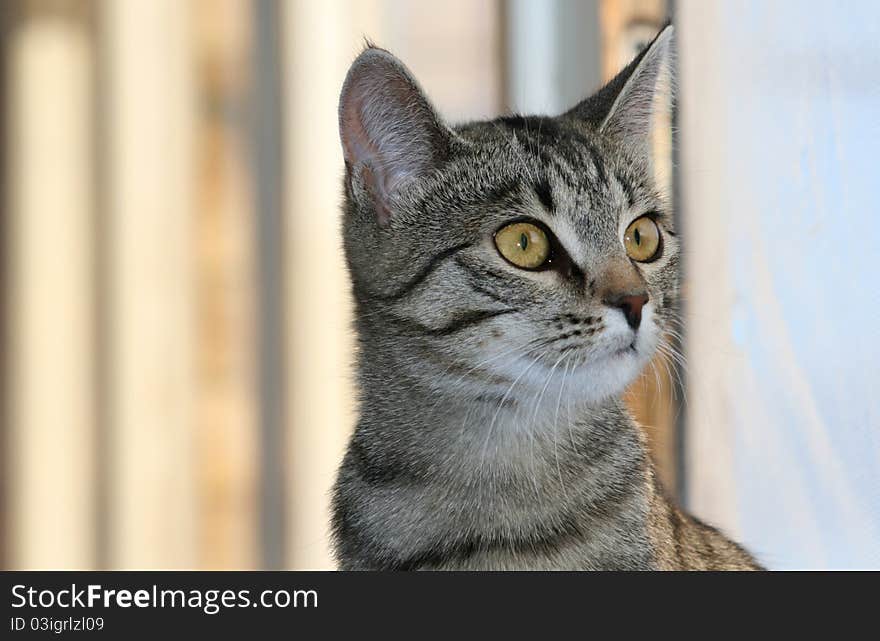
[{"x1": 331, "y1": 24, "x2": 762, "y2": 570}]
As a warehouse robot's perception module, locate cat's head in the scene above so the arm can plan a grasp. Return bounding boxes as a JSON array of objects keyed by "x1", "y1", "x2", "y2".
[{"x1": 339, "y1": 26, "x2": 677, "y2": 409}]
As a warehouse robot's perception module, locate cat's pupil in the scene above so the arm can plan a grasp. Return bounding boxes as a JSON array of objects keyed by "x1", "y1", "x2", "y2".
[
  {"x1": 634, "y1": 228, "x2": 641, "y2": 245},
  {"x1": 519, "y1": 233, "x2": 528, "y2": 251}
]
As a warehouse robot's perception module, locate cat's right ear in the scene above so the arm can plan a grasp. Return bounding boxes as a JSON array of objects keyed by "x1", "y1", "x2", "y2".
[
  {"x1": 565, "y1": 24, "x2": 674, "y2": 157},
  {"x1": 339, "y1": 47, "x2": 453, "y2": 227}
]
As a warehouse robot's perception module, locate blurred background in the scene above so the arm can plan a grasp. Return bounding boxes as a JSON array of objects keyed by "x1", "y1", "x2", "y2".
[{"x1": 1, "y1": 0, "x2": 877, "y2": 570}]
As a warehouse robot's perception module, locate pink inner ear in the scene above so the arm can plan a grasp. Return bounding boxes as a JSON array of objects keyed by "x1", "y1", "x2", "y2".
[
  {"x1": 340, "y1": 91, "x2": 371, "y2": 167},
  {"x1": 360, "y1": 164, "x2": 393, "y2": 227},
  {"x1": 340, "y1": 93, "x2": 395, "y2": 226},
  {"x1": 338, "y1": 48, "x2": 451, "y2": 227}
]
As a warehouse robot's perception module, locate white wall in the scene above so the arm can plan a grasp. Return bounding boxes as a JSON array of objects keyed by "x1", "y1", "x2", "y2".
[{"x1": 680, "y1": 0, "x2": 880, "y2": 569}]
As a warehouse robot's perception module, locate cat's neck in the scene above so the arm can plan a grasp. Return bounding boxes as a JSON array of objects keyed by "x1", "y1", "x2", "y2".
[
  {"x1": 359, "y1": 369, "x2": 644, "y2": 477},
  {"x1": 333, "y1": 359, "x2": 655, "y2": 569}
]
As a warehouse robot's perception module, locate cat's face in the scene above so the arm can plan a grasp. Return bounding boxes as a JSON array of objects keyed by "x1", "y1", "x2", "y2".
[{"x1": 340, "y1": 27, "x2": 676, "y2": 411}]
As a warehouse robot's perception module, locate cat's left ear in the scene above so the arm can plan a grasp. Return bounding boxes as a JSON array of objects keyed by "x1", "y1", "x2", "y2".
[
  {"x1": 566, "y1": 24, "x2": 674, "y2": 155},
  {"x1": 339, "y1": 46, "x2": 454, "y2": 227}
]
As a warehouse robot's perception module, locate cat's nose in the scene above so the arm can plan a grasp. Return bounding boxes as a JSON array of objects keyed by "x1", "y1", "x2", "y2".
[{"x1": 604, "y1": 292, "x2": 649, "y2": 330}]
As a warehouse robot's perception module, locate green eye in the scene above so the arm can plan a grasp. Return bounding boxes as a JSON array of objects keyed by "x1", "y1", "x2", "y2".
[
  {"x1": 495, "y1": 222, "x2": 550, "y2": 269},
  {"x1": 624, "y1": 216, "x2": 661, "y2": 262}
]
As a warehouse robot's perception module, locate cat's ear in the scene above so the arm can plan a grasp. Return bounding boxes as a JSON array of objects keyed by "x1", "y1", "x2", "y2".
[
  {"x1": 566, "y1": 24, "x2": 674, "y2": 155},
  {"x1": 339, "y1": 46, "x2": 453, "y2": 227}
]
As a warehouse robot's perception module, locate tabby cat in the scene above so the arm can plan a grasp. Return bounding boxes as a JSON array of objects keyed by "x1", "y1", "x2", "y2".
[{"x1": 331, "y1": 25, "x2": 762, "y2": 570}]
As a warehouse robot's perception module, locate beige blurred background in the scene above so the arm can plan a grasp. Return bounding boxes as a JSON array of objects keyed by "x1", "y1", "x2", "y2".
[{"x1": 0, "y1": 0, "x2": 677, "y2": 569}]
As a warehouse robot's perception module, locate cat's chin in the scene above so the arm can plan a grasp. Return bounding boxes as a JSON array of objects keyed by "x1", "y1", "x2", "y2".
[{"x1": 566, "y1": 336, "x2": 655, "y2": 404}]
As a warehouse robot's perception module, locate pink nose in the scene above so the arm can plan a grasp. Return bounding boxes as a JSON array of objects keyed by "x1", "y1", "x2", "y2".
[{"x1": 605, "y1": 292, "x2": 649, "y2": 330}]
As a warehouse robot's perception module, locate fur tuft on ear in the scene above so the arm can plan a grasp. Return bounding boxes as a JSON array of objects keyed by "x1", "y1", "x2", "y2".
[
  {"x1": 339, "y1": 46, "x2": 453, "y2": 226},
  {"x1": 565, "y1": 24, "x2": 674, "y2": 155}
]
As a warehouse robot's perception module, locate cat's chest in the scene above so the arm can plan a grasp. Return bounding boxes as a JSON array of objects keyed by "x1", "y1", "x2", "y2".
[
  {"x1": 352, "y1": 473, "x2": 654, "y2": 570},
  {"x1": 425, "y1": 535, "x2": 654, "y2": 571}
]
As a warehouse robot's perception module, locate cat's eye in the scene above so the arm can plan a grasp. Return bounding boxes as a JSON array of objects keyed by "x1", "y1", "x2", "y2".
[
  {"x1": 623, "y1": 216, "x2": 661, "y2": 262},
  {"x1": 494, "y1": 221, "x2": 551, "y2": 269}
]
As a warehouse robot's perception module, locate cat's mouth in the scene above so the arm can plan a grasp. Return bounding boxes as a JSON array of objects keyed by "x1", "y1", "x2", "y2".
[
  {"x1": 553, "y1": 332, "x2": 642, "y2": 369},
  {"x1": 614, "y1": 340, "x2": 638, "y2": 357},
  {"x1": 595, "y1": 334, "x2": 645, "y2": 366}
]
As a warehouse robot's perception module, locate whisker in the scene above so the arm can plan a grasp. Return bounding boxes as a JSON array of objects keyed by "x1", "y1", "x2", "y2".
[
  {"x1": 529, "y1": 351, "x2": 569, "y2": 429},
  {"x1": 479, "y1": 349, "x2": 548, "y2": 485},
  {"x1": 563, "y1": 357, "x2": 578, "y2": 450},
  {"x1": 427, "y1": 338, "x2": 546, "y2": 410},
  {"x1": 552, "y1": 353, "x2": 574, "y2": 499},
  {"x1": 524, "y1": 350, "x2": 568, "y2": 498}
]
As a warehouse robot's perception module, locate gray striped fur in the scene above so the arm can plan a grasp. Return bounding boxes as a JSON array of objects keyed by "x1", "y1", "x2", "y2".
[{"x1": 331, "y1": 25, "x2": 761, "y2": 571}]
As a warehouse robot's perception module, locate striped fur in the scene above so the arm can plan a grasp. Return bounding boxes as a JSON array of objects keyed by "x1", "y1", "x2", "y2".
[{"x1": 332, "y1": 25, "x2": 762, "y2": 571}]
